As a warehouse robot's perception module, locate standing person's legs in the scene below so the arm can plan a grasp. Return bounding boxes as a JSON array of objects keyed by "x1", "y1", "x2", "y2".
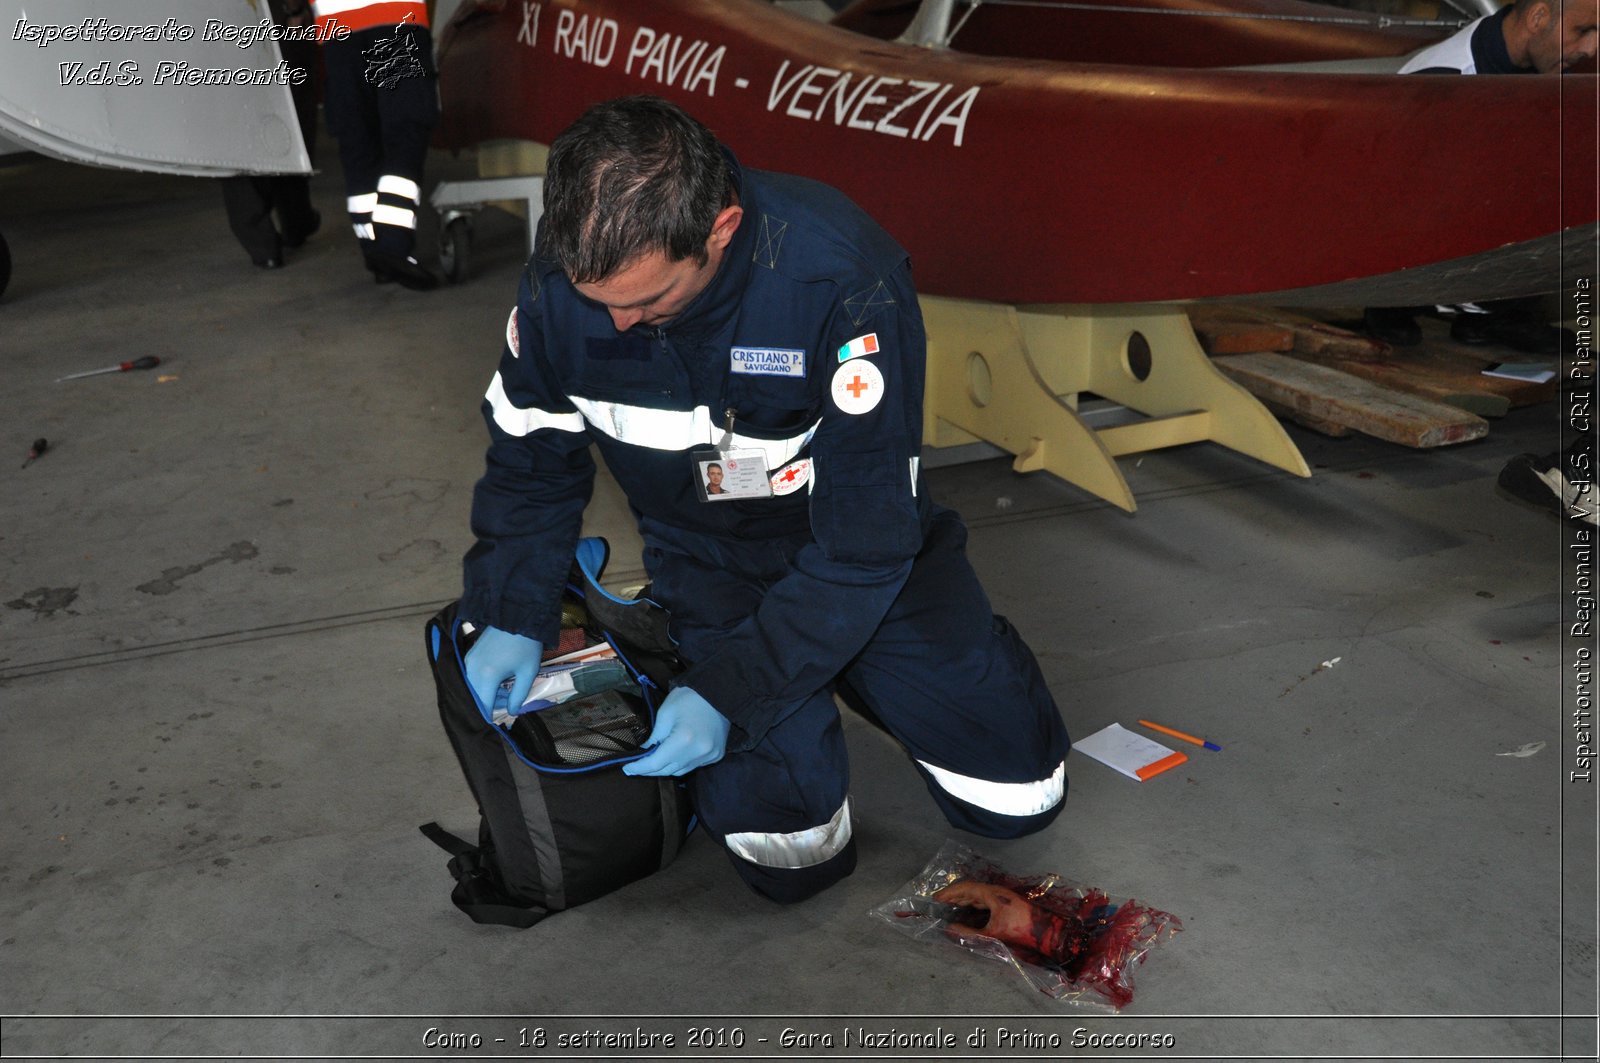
[
  {"x1": 219, "y1": 176, "x2": 283, "y2": 267},
  {"x1": 270, "y1": 176, "x2": 320, "y2": 247},
  {"x1": 840, "y1": 507, "x2": 1070, "y2": 838},
  {"x1": 320, "y1": 35, "x2": 383, "y2": 264},
  {"x1": 369, "y1": 24, "x2": 439, "y2": 262},
  {"x1": 274, "y1": 34, "x2": 321, "y2": 247}
]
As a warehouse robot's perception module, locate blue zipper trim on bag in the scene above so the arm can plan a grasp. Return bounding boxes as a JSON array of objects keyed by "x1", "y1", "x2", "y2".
[{"x1": 452, "y1": 603, "x2": 654, "y2": 776}]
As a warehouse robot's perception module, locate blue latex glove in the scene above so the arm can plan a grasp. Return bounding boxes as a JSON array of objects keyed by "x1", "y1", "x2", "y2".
[
  {"x1": 622, "y1": 686, "x2": 731, "y2": 777},
  {"x1": 463, "y1": 625, "x2": 543, "y2": 722}
]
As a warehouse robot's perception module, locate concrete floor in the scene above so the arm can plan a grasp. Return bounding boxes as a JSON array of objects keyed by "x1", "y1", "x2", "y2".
[{"x1": 1, "y1": 147, "x2": 1594, "y2": 1062}]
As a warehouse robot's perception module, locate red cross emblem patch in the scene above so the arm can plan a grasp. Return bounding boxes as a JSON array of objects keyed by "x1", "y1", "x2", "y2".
[
  {"x1": 769, "y1": 458, "x2": 812, "y2": 496},
  {"x1": 830, "y1": 359, "x2": 884, "y2": 415}
]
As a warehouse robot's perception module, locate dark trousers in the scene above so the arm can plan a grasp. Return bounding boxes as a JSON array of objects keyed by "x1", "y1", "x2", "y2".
[
  {"x1": 322, "y1": 24, "x2": 438, "y2": 258},
  {"x1": 220, "y1": 174, "x2": 318, "y2": 264},
  {"x1": 647, "y1": 508, "x2": 1071, "y2": 904},
  {"x1": 220, "y1": 30, "x2": 318, "y2": 265}
]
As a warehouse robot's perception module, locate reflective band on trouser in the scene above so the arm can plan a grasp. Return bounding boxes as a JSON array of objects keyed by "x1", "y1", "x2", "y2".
[
  {"x1": 347, "y1": 192, "x2": 376, "y2": 242},
  {"x1": 485, "y1": 372, "x2": 586, "y2": 437},
  {"x1": 374, "y1": 175, "x2": 421, "y2": 234},
  {"x1": 567, "y1": 397, "x2": 820, "y2": 469},
  {"x1": 313, "y1": 0, "x2": 430, "y2": 32},
  {"x1": 377, "y1": 175, "x2": 421, "y2": 202},
  {"x1": 371, "y1": 203, "x2": 417, "y2": 230},
  {"x1": 724, "y1": 798, "x2": 852, "y2": 869},
  {"x1": 917, "y1": 759, "x2": 1065, "y2": 817}
]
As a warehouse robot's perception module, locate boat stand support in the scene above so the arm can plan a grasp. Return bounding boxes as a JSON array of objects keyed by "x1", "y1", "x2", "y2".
[
  {"x1": 427, "y1": 140, "x2": 550, "y2": 283},
  {"x1": 920, "y1": 296, "x2": 1311, "y2": 512}
]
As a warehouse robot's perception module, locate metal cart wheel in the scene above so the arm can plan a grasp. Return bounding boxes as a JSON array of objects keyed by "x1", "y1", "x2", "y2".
[{"x1": 438, "y1": 215, "x2": 472, "y2": 284}]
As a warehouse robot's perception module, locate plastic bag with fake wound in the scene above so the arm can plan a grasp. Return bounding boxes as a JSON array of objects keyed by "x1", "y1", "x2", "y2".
[{"x1": 870, "y1": 841, "x2": 1182, "y2": 1010}]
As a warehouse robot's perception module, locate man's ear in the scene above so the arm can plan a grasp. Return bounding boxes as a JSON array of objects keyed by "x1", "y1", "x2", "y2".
[
  {"x1": 1524, "y1": 0, "x2": 1553, "y2": 33},
  {"x1": 708, "y1": 205, "x2": 743, "y2": 253}
]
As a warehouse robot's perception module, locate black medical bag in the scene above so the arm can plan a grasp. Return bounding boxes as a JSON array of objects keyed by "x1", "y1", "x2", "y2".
[{"x1": 420, "y1": 538, "x2": 692, "y2": 928}]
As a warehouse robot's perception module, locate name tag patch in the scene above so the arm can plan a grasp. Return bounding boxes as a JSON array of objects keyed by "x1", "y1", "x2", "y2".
[{"x1": 730, "y1": 346, "x2": 806, "y2": 377}]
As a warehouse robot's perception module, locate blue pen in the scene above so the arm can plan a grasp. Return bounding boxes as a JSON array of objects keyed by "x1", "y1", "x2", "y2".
[{"x1": 1138, "y1": 719, "x2": 1222, "y2": 752}]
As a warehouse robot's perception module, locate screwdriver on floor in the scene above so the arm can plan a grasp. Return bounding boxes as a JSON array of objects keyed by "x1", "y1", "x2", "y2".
[{"x1": 56, "y1": 355, "x2": 161, "y2": 383}]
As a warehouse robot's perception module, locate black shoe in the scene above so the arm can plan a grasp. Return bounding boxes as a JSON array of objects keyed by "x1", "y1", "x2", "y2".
[
  {"x1": 365, "y1": 251, "x2": 439, "y2": 291},
  {"x1": 1449, "y1": 312, "x2": 1494, "y2": 345},
  {"x1": 1363, "y1": 307, "x2": 1420, "y2": 346},
  {"x1": 282, "y1": 209, "x2": 321, "y2": 249},
  {"x1": 1498, "y1": 450, "x2": 1596, "y2": 525}
]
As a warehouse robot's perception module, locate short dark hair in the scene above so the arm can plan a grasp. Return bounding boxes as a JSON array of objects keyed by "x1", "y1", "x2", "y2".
[{"x1": 542, "y1": 95, "x2": 732, "y2": 284}]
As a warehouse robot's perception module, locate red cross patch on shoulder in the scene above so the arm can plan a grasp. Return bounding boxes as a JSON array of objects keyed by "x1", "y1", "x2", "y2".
[{"x1": 830, "y1": 359, "x2": 884, "y2": 415}]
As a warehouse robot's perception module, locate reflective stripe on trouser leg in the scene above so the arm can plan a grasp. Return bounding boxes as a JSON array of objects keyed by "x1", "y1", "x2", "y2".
[
  {"x1": 917, "y1": 759, "x2": 1065, "y2": 819},
  {"x1": 648, "y1": 549, "x2": 858, "y2": 903},
  {"x1": 684, "y1": 686, "x2": 858, "y2": 904},
  {"x1": 723, "y1": 797, "x2": 853, "y2": 869},
  {"x1": 348, "y1": 192, "x2": 376, "y2": 243},
  {"x1": 373, "y1": 172, "x2": 420, "y2": 254},
  {"x1": 834, "y1": 506, "x2": 1072, "y2": 839}
]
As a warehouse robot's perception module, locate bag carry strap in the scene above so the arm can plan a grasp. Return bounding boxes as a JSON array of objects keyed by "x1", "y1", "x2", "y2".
[{"x1": 419, "y1": 822, "x2": 550, "y2": 930}]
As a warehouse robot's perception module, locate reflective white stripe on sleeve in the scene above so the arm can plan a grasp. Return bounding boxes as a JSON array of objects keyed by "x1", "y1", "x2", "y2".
[
  {"x1": 347, "y1": 193, "x2": 377, "y2": 214},
  {"x1": 352, "y1": 222, "x2": 375, "y2": 241},
  {"x1": 371, "y1": 204, "x2": 417, "y2": 229},
  {"x1": 568, "y1": 398, "x2": 819, "y2": 467},
  {"x1": 485, "y1": 372, "x2": 585, "y2": 437},
  {"x1": 724, "y1": 797, "x2": 852, "y2": 869},
  {"x1": 918, "y1": 759, "x2": 1065, "y2": 817},
  {"x1": 909, "y1": 455, "x2": 920, "y2": 497},
  {"x1": 377, "y1": 175, "x2": 421, "y2": 202}
]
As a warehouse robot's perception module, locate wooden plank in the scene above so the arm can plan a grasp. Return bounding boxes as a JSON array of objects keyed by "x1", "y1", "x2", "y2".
[
  {"x1": 1286, "y1": 320, "x2": 1393, "y2": 363},
  {"x1": 1214, "y1": 352, "x2": 1489, "y2": 448},
  {"x1": 1260, "y1": 398, "x2": 1354, "y2": 438},
  {"x1": 1187, "y1": 306, "x2": 1294, "y2": 354},
  {"x1": 1192, "y1": 305, "x2": 1391, "y2": 361},
  {"x1": 1322, "y1": 338, "x2": 1555, "y2": 416}
]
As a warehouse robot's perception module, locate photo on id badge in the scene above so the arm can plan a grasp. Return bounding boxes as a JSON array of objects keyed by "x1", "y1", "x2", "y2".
[{"x1": 694, "y1": 451, "x2": 772, "y2": 502}]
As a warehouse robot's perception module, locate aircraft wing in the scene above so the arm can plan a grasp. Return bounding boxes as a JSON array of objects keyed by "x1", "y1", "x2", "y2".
[{"x1": 0, "y1": 0, "x2": 311, "y2": 176}]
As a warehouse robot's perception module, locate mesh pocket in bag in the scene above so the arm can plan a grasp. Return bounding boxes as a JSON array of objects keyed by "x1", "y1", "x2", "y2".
[{"x1": 510, "y1": 689, "x2": 651, "y2": 767}]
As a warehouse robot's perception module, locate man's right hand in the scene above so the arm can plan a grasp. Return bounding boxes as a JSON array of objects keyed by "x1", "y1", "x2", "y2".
[{"x1": 463, "y1": 625, "x2": 544, "y2": 720}]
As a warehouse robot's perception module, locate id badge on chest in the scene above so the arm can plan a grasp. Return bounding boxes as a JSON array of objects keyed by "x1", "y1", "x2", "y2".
[{"x1": 692, "y1": 408, "x2": 772, "y2": 503}]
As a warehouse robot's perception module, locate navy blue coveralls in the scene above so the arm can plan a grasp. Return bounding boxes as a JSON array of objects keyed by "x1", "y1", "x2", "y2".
[{"x1": 463, "y1": 152, "x2": 1070, "y2": 902}]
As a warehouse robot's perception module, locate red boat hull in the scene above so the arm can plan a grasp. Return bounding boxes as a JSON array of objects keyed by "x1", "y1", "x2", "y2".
[
  {"x1": 832, "y1": 0, "x2": 1444, "y2": 68},
  {"x1": 437, "y1": 0, "x2": 1598, "y2": 305}
]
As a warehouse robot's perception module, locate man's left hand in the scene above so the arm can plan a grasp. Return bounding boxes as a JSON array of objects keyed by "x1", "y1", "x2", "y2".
[{"x1": 622, "y1": 686, "x2": 730, "y2": 777}]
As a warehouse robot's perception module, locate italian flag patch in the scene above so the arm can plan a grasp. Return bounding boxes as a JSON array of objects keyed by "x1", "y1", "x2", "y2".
[{"x1": 837, "y1": 333, "x2": 880, "y2": 362}]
